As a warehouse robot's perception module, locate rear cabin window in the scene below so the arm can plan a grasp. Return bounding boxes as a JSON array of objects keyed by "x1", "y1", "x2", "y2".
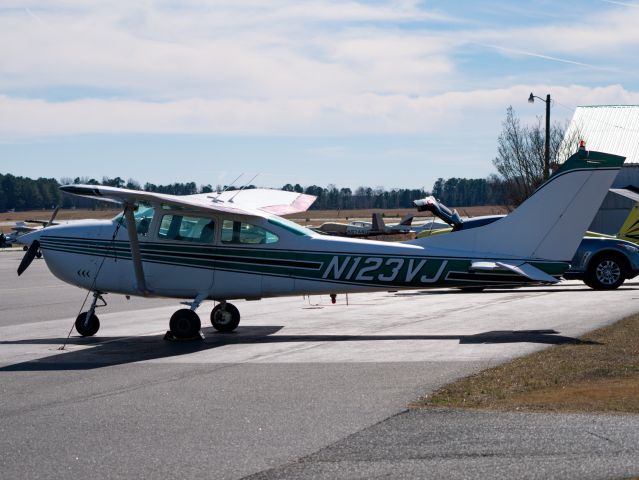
[
  {"x1": 221, "y1": 220, "x2": 279, "y2": 245},
  {"x1": 158, "y1": 215, "x2": 216, "y2": 243}
]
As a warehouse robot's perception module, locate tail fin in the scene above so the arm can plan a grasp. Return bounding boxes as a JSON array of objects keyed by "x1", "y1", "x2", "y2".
[
  {"x1": 399, "y1": 214, "x2": 414, "y2": 226},
  {"x1": 617, "y1": 203, "x2": 639, "y2": 243},
  {"x1": 412, "y1": 150, "x2": 625, "y2": 262},
  {"x1": 372, "y1": 213, "x2": 386, "y2": 232}
]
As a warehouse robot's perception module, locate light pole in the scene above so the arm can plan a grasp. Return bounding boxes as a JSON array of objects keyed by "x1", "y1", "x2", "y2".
[{"x1": 528, "y1": 92, "x2": 551, "y2": 180}]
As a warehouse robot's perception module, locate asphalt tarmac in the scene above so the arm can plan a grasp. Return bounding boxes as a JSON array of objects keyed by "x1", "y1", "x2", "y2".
[{"x1": 1, "y1": 251, "x2": 639, "y2": 479}]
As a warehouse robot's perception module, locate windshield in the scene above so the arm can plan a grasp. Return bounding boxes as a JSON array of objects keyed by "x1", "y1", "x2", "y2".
[
  {"x1": 113, "y1": 203, "x2": 155, "y2": 235},
  {"x1": 267, "y1": 217, "x2": 316, "y2": 236}
]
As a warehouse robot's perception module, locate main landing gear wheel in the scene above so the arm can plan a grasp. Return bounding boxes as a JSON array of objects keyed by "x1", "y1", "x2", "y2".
[
  {"x1": 211, "y1": 303, "x2": 240, "y2": 333},
  {"x1": 169, "y1": 309, "x2": 202, "y2": 339},
  {"x1": 75, "y1": 312, "x2": 100, "y2": 337}
]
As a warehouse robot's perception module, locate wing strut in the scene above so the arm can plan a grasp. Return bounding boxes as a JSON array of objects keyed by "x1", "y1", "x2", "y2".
[{"x1": 124, "y1": 204, "x2": 150, "y2": 295}]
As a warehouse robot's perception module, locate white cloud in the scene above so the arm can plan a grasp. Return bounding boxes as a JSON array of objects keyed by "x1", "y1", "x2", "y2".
[
  {"x1": 2, "y1": 84, "x2": 638, "y2": 139},
  {"x1": 1, "y1": 1, "x2": 638, "y2": 142},
  {"x1": 474, "y1": 7, "x2": 639, "y2": 60},
  {"x1": 0, "y1": 1, "x2": 457, "y2": 99}
]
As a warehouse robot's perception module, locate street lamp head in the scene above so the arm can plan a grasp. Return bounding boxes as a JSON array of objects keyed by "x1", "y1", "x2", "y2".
[{"x1": 528, "y1": 92, "x2": 535, "y2": 104}]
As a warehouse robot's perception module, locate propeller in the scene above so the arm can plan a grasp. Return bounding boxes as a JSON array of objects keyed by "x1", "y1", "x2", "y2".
[
  {"x1": 17, "y1": 240, "x2": 40, "y2": 276},
  {"x1": 45, "y1": 206, "x2": 60, "y2": 227},
  {"x1": 16, "y1": 206, "x2": 59, "y2": 276}
]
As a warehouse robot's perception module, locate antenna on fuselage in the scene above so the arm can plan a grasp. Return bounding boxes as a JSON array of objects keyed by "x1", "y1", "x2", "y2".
[
  {"x1": 210, "y1": 173, "x2": 244, "y2": 203},
  {"x1": 228, "y1": 173, "x2": 259, "y2": 203}
]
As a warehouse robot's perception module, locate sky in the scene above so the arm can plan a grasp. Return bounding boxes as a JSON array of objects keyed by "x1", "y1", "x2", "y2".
[{"x1": 1, "y1": 0, "x2": 639, "y2": 191}]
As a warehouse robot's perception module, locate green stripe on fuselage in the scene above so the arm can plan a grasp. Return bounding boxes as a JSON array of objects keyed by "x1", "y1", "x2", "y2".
[{"x1": 40, "y1": 235, "x2": 568, "y2": 288}]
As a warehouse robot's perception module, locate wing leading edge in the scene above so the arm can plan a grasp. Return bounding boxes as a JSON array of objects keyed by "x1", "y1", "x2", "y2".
[{"x1": 59, "y1": 185, "x2": 317, "y2": 217}]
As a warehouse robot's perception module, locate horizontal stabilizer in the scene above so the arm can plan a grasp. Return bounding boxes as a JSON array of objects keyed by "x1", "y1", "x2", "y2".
[
  {"x1": 471, "y1": 260, "x2": 558, "y2": 283},
  {"x1": 495, "y1": 261, "x2": 558, "y2": 283}
]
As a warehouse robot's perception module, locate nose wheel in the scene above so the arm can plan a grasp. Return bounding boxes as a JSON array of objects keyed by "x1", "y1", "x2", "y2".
[
  {"x1": 75, "y1": 312, "x2": 100, "y2": 337},
  {"x1": 75, "y1": 291, "x2": 106, "y2": 337},
  {"x1": 211, "y1": 302, "x2": 240, "y2": 332}
]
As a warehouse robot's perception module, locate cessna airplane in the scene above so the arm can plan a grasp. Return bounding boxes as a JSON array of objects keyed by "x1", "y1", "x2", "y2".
[{"x1": 16, "y1": 148, "x2": 624, "y2": 340}]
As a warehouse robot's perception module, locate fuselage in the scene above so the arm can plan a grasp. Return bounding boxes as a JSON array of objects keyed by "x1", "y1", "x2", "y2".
[{"x1": 21, "y1": 204, "x2": 568, "y2": 302}]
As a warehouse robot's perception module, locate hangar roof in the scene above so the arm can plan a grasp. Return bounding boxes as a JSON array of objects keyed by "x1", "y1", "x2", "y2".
[{"x1": 563, "y1": 105, "x2": 639, "y2": 164}]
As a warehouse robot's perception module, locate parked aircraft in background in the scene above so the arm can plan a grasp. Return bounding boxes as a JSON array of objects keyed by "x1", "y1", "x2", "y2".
[
  {"x1": 3, "y1": 208, "x2": 60, "y2": 249},
  {"x1": 586, "y1": 188, "x2": 639, "y2": 244},
  {"x1": 15, "y1": 148, "x2": 625, "y2": 340},
  {"x1": 316, "y1": 213, "x2": 414, "y2": 237}
]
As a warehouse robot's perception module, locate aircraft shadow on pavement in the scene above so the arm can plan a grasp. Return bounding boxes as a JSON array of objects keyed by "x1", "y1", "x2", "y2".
[{"x1": 0, "y1": 326, "x2": 599, "y2": 372}]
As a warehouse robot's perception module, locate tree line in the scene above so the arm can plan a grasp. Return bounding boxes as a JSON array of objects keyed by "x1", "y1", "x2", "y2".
[{"x1": 0, "y1": 173, "x2": 510, "y2": 213}]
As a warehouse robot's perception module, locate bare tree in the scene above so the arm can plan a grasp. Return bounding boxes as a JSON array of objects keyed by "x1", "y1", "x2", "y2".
[{"x1": 493, "y1": 106, "x2": 573, "y2": 206}]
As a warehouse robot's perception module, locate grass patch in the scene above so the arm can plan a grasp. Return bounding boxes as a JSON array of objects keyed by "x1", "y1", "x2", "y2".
[{"x1": 412, "y1": 313, "x2": 639, "y2": 414}]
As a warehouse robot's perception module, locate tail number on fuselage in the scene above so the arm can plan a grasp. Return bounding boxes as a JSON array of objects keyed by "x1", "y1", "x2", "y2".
[{"x1": 321, "y1": 256, "x2": 447, "y2": 285}]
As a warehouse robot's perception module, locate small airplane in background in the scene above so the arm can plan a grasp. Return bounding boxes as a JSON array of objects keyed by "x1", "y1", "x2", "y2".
[
  {"x1": 587, "y1": 187, "x2": 639, "y2": 244},
  {"x1": 15, "y1": 148, "x2": 625, "y2": 340},
  {"x1": 2, "y1": 207, "x2": 60, "y2": 248},
  {"x1": 316, "y1": 213, "x2": 414, "y2": 237}
]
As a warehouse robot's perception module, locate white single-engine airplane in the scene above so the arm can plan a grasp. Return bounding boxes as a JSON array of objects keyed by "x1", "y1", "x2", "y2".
[{"x1": 16, "y1": 149, "x2": 625, "y2": 339}]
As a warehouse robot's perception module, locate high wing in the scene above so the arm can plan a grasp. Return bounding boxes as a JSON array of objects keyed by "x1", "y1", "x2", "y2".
[{"x1": 59, "y1": 185, "x2": 316, "y2": 217}]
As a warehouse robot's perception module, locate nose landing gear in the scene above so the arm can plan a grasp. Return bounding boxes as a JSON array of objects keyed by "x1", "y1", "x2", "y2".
[{"x1": 75, "y1": 291, "x2": 106, "y2": 337}]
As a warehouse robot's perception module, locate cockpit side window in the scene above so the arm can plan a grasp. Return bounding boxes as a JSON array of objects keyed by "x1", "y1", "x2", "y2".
[
  {"x1": 158, "y1": 215, "x2": 216, "y2": 243},
  {"x1": 221, "y1": 220, "x2": 278, "y2": 245}
]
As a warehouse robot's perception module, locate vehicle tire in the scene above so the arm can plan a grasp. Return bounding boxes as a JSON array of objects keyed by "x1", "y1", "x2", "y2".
[
  {"x1": 211, "y1": 303, "x2": 240, "y2": 333},
  {"x1": 169, "y1": 309, "x2": 201, "y2": 339},
  {"x1": 75, "y1": 312, "x2": 100, "y2": 337},
  {"x1": 584, "y1": 253, "x2": 628, "y2": 290}
]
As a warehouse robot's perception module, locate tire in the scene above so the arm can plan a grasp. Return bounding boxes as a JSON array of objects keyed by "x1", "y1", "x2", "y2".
[
  {"x1": 169, "y1": 309, "x2": 201, "y2": 339},
  {"x1": 584, "y1": 253, "x2": 627, "y2": 290},
  {"x1": 75, "y1": 312, "x2": 100, "y2": 337},
  {"x1": 211, "y1": 303, "x2": 240, "y2": 333}
]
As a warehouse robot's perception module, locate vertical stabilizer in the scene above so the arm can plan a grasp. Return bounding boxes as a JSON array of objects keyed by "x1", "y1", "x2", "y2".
[
  {"x1": 372, "y1": 213, "x2": 386, "y2": 232},
  {"x1": 399, "y1": 214, "x2": 414, "y2": 226}
]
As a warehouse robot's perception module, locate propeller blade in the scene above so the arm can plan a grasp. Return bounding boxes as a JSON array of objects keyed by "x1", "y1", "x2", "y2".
[
  {"x1": 17, "y1": 240, "x2": 40, "y2": 276},
  {"x1": 45, "y1": 206, "x2": 60, "y2": 227}
]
